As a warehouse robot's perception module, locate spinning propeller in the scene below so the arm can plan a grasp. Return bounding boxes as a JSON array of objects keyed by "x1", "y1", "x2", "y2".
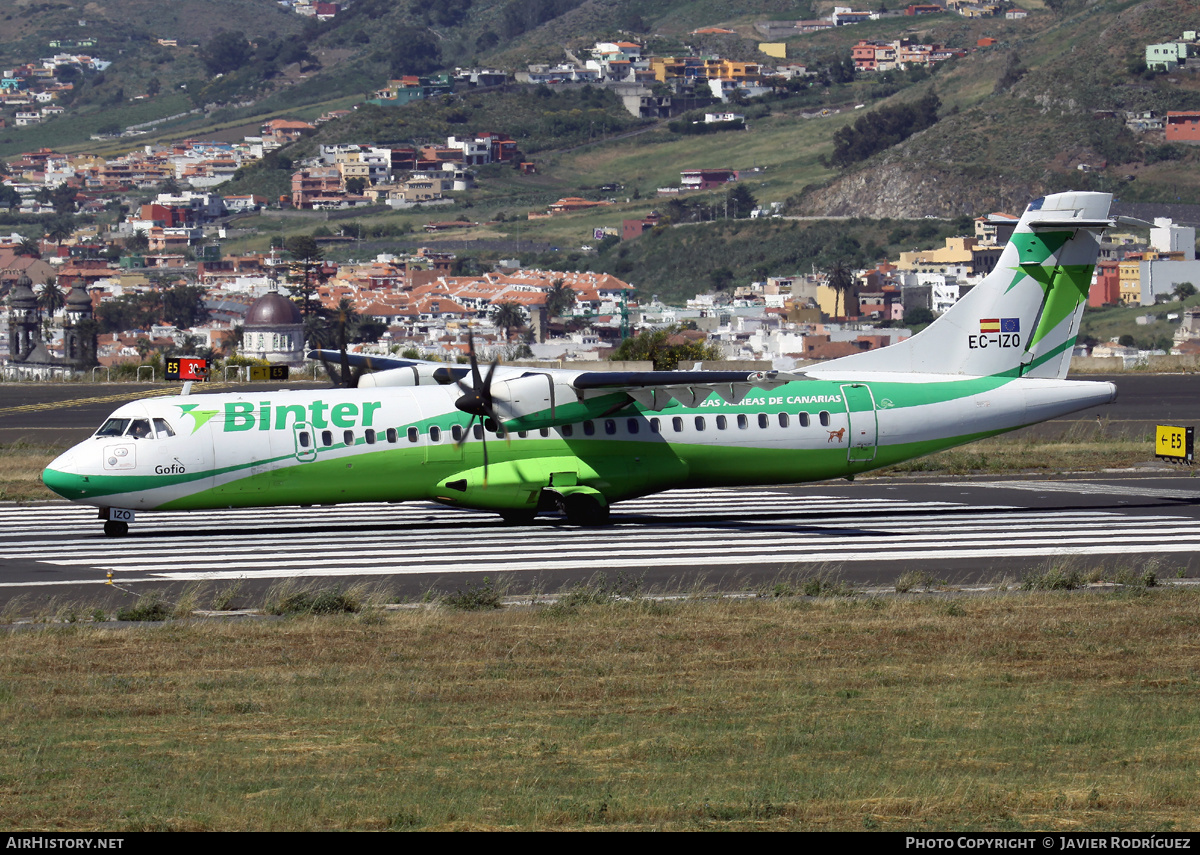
[{"x1": 453, "y1": 330, "x2": 506, "y2": 485}]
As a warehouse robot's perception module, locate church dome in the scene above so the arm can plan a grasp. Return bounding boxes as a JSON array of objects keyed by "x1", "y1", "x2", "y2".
[
  {"x1": 66, "y1": 279, "x2": 91, "y2": 309},
  {"x1": 8, "y1": 275, "x2": 36, "y2": 310},
  {"x1": 245, "y1": 291, "x2": 303, "y2": 327}
]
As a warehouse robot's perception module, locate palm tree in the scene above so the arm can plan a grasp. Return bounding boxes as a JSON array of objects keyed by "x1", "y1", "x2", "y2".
[
  {"x1": 126, "y1": 230, "x2": 150, "y2": 254},
  {"x1": 14, "y1": 237, "x2": 41, "y2": 258},
  {"x1": 545, "y1": 278, "x2": 576, "y2": 318},
  {"x1": 491, "y1": 301, "x2": 525, "y2": 341},
  {"x1": 332, "y1": 296, "x2": 360, "y2": 343},
  {"x1": 46, "y1": 217, "x2": 74, "y2": 251},
  {"x1": 38, "y1": 279, "x2": 65, "y2": 319},
  {"x1": 826, "y1": 261, "x2": 856, "y2": 320}
]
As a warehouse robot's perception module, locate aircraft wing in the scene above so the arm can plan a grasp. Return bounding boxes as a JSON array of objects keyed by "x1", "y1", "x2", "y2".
[
  {"x1": 566, "y1": 369, "x2": 809, "y2": 410},
  {"x1": 307, "y1": 349, "x2": 470, "y2": 384},
  {"x1": 307, "y1": 347, "x2": 809, "y2": 423}
]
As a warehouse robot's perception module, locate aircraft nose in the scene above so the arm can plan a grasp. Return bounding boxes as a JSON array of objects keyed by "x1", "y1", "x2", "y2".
[{"x1": 42, "y1": 450, "x2": 91, "y2": 501}]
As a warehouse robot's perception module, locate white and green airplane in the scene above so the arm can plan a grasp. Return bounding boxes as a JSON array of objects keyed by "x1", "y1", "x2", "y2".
[{"x1": 44, "y1": 191, "x2": 1120, "y2": 536}]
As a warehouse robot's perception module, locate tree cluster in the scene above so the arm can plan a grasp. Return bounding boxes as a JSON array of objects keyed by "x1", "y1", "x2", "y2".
[
  {"x1": 667, "y1": 118, "x2": 744, "y2": 136},
  {"x1": 658, "y1": 185, "x2": 759, "y2": 225},
  {"x1": 829, "y1": 91, "x2": 941, "y2": 168},
  {"x1": 611, "y1": 326, "x2": 723, "y2": 371},
  {"x1": 200, "y1": 30, "x2": 318, "y2": 82},
  {"x1": 95, "y1": 284, "x2": 211, "y2": 334}
]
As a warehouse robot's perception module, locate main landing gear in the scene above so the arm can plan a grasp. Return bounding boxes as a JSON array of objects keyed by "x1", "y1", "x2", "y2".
[
  {"x1": 103, "y1": 520, "x2": 129, "y2": 537},
  {"x1": 495, "y1": 490, "x2": 612, "y2": 527},
  {"x1": 557, "y1": 491, "x2": 610, "y2": 527}
]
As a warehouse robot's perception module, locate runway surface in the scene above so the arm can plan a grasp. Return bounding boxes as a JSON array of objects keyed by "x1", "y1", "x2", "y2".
[
  {"x1": 3, "y1": 473, "x2": 1198, "y2": 607},
  {"x1": 4, "y1": 375, "x2": 1200, "y2": 608}
]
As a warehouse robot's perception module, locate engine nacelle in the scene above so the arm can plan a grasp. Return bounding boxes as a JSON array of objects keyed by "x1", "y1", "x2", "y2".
[
  {"x1": 491, "y1": 372, "x2": 579, "y2": 420},
  {"x1": 358, "y1": 364, "x2": 449, "y2": 388}
]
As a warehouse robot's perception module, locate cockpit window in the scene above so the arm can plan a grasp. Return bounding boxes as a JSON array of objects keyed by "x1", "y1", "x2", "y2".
[
  {"x1": 153, "y1": 418, "x2": 175, "y2": 438},
  {"x1": 95, "y1": 418, "x2": 130, "y2": 437},
  {"x1": 126, "y1": 419, "x2": 153, "y2": 439}
]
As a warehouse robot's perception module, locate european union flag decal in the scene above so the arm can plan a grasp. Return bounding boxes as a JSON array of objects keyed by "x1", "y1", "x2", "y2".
[{"x1": 1001, "y1": 317, "x2": 1020, "y2": 333}]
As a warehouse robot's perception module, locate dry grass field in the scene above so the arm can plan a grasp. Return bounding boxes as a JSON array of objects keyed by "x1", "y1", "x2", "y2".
[{"x1": 1, "y1": 582, "x2": 1199, "y2": 831}]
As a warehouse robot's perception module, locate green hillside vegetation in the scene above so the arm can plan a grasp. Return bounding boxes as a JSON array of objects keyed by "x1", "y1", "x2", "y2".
[
  {"x1": 794, "y1": 0, "x2": 1200, "y2": 212},
  {"x1": 1080, "y1": 295, "x2": 1200, "y2": 353},
  {"x1": 5, "y1": 0, "x2": 1200, "y2": 280}
]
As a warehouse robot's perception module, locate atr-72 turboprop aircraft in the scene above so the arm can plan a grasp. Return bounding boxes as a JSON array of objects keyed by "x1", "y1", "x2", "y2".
[{"x1": 45, "y1": 191, "x2": 1120, "y2": 536}]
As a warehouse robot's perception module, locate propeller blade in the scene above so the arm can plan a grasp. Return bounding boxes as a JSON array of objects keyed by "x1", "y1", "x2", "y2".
[
  {"x1": 481, "y1": 427, "x2": 489, "y2": 487},
  {"x1": 456, "y1": 415, "x2": 478, "y2": 449},
  {"x1": 467, "y1": 329, "x2": 482, "y2": 389},
  {"x1": 319, "y1": 356, "x2": 342, "y2": 388}
]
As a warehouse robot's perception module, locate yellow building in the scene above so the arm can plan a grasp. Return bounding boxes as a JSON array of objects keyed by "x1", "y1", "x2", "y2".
[
  {"x1": 759, "y1": 43, "x2": 787, "y2": 59},
  {"x1": 647, "y1": 56, "x2": 762, "y2": 82},
  {"x1": 897, "y1": 236, "x2": 977, "y2": 271},
  {"x1": 1118, "y1": 258, "x2": 1142, "y2": 304}
]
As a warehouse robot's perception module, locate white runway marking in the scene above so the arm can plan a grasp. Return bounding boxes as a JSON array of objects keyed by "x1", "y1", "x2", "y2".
[
  {"x1": 1, "y1": 486, "x2": 1194, "y2": 587},
  {"x1": 939, "y1": 480, "x2": 1200, "y2": 500}
]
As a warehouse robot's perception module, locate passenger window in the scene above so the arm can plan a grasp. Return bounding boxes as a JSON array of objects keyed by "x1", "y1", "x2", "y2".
[
  {"x1": 694, "y1": 416, "x2": 706, "y2": 431},
  {"x1": 517, "y1": 430, "x2": 528, "y2": 438},
  {"x1": 626, "y1": 419, "x2": 639, "y2": 434},
  {"x1": 153, "y1": 418, "x2": 175, "y2": 438},
  {"x1": 321, "y1": 430, "x2": 333, "y2": 447},
  {"x1": 583, "y1": 421, "x2": 595, "y2": 436},
  {"x1": 672, "y1": 417, "x2": 683, "y2": 432},
  {"x1": 343, "y1": 429, "x2": 355, "y2": 446},
  {"x1": 562, "y1": 424, "x2": 573, "y2": 437},
  {"x1": 819, "y1": 411, "x2": 830, "y2": 427},
  {"x1": 758, "y1": 413, "x2": 769, "y2": 429},
  {"x1": 737, "y1": 414, "x2": 748, "y2": 429},
  {"x1": 452, "y1": 424, "x2": 464, "y2": 442},
  {"x1": 604, "y1": 419, "x2": 617, "y2": 435},
  {"x1": 429, "y1": 426, "x2": 441, "y2": 442},
  {"x1": 96, "y1": 418, "x2": 130, "y2": 437},
  {"x1": 540, "y1": 427, "x2": 550, "y2": 437},
  {"x1": 716, "y1": 415, "x2": 727, "y2": 430},
  {"x1": 778, "y1": 413, "x2": 789, "y2": 428},
  {"x1": 474, "y1": 424, "x2": 484, "y2": 440},
  {"x1": 299, "y1": 431, "x2": 310, "y2": 448},
  {"x1": 798, "y1": 412, "x2": 810, "y2": 427},
  {"x1": 649, "y1": 418, "x2": 660, "y2": 434}
]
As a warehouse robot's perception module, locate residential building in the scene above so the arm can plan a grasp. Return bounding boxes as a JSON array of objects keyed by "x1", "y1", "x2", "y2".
[
  {"x1": 680, "y1": 168, "x2": 737, "y2": 191},
  {"x1": 1166, "y1": 112, "x2": 1200, "y2": 144}
]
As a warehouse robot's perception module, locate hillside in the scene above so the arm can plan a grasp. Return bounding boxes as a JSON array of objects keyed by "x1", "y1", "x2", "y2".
[
  {"x1": 2, "y1": 0, "x2": 1199, "y2": 229},
  {"x1": 793, "y1": 0, "x2": 1200, "y2": 216}
]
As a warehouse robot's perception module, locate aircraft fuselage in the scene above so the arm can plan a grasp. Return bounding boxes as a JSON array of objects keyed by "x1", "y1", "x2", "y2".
[{"x1": 42, "y1": 372, "x2": 1116, "y2": 517}]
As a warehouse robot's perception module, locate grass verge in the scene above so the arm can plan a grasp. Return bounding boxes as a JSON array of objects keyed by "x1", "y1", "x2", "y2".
[{"x1": 2, "y1": 582, "x2": 1199, "y2": 830}]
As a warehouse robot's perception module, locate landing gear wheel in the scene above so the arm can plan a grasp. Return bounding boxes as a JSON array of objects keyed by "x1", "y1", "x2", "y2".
[
  {"x1": 562, "y1": 493, "x2": 610, "y2": 527},
  {"x1": 498, "y1": 509, "x2": 537, "y2": 525},
  {"x1": 104, "y1": 520, "x2": 129, "y2": 538}
]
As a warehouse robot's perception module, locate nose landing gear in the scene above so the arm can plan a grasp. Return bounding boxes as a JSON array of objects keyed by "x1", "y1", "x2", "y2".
[{"x1": 100, "y1": 508, "x2": 134, "y2": 537}]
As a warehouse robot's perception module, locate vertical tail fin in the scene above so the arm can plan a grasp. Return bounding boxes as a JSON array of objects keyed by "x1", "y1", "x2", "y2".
[{"x1": 823, "y1": 191, "x2": 1112, "y2": 379}]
